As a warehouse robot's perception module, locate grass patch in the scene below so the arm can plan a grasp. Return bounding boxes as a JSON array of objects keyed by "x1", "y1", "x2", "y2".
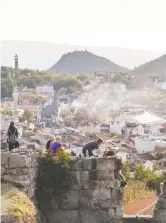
[{"x1": 2, "y1": 183, "x2": 37, "y2": 223}]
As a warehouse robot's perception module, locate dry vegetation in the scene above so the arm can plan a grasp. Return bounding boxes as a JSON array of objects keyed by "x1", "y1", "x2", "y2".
[
  {"x1": 1, "y1": 183, "x2": 37, "y2": 223},
  {"x1": 123, "y1": 181, "x2": 155, "y2": 205}
]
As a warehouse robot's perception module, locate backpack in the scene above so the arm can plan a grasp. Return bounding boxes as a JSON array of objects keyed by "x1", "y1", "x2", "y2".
[{"x1": 9, "y1": 129, "x2": 17, "y2": 144}]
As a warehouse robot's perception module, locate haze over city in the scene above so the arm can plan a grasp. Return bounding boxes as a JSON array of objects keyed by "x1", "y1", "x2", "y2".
[{"x1": 1, "y1": 1, "x2": 166, "y2": 222}]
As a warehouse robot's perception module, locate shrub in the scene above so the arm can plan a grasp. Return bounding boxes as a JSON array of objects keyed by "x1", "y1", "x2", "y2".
[
  {"x1": 122, "y1": 161, "x2": 131, "y2": 182},
  {"x1": 134, "y1": 162, "x2": 164, "y2": 194},
  {"x1": 109, "y1": 132, "x2": 121, "y2": 137},
  {"x1": 123, "y1": 180, "x2": 155, "y2": 205},
  {"x1": 22, "y1": 130, "x2": 35, "y2": 137},
  {"x1": 35, "y1": 151, "x2": 72, "y2": 209}
]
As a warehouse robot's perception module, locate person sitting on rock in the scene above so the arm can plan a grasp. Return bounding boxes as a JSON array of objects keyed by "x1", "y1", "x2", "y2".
[
  {"x1": 82, "y1": 138, "x2": 104, "y2": 157},
  {"x1": 50, "y1": 136, "x2": 63, "y2": 155},
  {"x1": 46, "y1": 135, "x2": 55, "y2": 151}
]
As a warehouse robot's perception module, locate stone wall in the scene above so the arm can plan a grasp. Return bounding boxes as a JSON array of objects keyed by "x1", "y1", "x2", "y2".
[
  {"x1": 1, "y1": 143, "x2": 165, "y2": 223},
  {"x1": 40, "y1": 157, "x2": 124, "y2": 223},
  {"x1": 1, "y1": 143, "x2": 40, "y2": 198},
  {"x1": 153, "y1": 180, "x2": 166, "y2": 223}
]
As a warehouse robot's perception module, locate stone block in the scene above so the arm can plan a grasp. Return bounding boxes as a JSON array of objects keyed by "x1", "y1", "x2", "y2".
[
  {"x1": 70, "y1": 158, "x2": 81, "y2": 170},
  {"x1": 47, "y1": 210, "x2": 81, "y2": 223},
  {"x1": 79, "y1": 210, "x2": 110, "y2": 223},
  {"x1": 81, "y1": 171, "x2": 89, "y2": 181},
  {"x1": 99, "y1": 180, "x2": 114, "y2": 189},
  {"x1": 68, "y1": 171, "x2": 76, "y2": 180},
  {"x1": 10, "y1": 168, "x2": 18, "y2": 175},
  {"x1": 28, "y1": 168, "x2": 37, "y2": 179},
  {"x1": 81, "y1": 159, "x2": 93, "y2": 170},
  {"x1": 80, "y1": 189, "x2": 92, "y2": 209},
  {"x1": 82, "y1": 180, "x2": 99, "y2": 190},
  {"x1": 12, "y1": 175, "x2": 29, "y2": 182},
  {"x1": 9, "y1": 154, "x2": 31, "y2": 168},
  {"x1": 98, "y1": 200, "x2": 121, "y2": 209},
  {"x1": 1, "y1": 153, "x2": 9, "y2": 165},
  {"x1": 27, "y1": 186, "x2": 35, "y2": 198},
  {"x1": 155, "y1": 197, "x2": 166, "y2": 209},
  {"x1": 27, "y1": 143, "x2": 36, "y2": 149},
  {"x1": 1, "y1": 166, "x2": 6, "y2": 174},
  {"x1": 3, "y1": 175, "x2": 12, "y2": 181},
  {"x1": 90, "y1": 199, "x2": 99, "y2": 209},
  {"x1": 97, "y1": 170, "x2": 114, "y2": 180},
  {"x1": 92, "y1": 188, "x2": 111, "y2": 200},
  {"x1": 113, "y1": 179, "x2": 121, "y2": 188},
  {"x1": 111, "y1": 188, "x2": 123, "y2": 201},
  {"x1": 75, "y1": 171, "x2": 81, "y2": 181},
  {"x1": 96, "y1": 158, "x2": 116, "y2": 171},
  {"x1": 71, "y1": 180, "x2": 81, "y2": 190},
  {"x1": 17, "y1": 168, "x2": 29, "y2": 175},
  {"x1": 89, "y1": 170, "x2": 98, "y2": 181},
  {"x1": 60, "y1": 191, "x2": 79, "y2": 210},
  {"x1": 108, "y1": 208, "x2": 115, "y2": 218},
  {"x1": 115, "y1": 207, "x2": 123, "y2": 217}
]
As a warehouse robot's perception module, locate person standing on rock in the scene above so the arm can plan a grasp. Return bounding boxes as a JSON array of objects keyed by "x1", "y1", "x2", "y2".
[
  {"x1": 82, "y1": 138, "x2": 104, "y2": 157},
  {"x1": 7, "y1": 122, "x2": 19, "y2": 151}
]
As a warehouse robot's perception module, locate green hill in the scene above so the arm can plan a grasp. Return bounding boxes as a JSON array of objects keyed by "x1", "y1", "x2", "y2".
[
  {"x1": 130, "y1": 54, "x2": 166, "y2": 77},
  {"x1": 49, "y1": 50, "x2": 130, "y2": 74}
]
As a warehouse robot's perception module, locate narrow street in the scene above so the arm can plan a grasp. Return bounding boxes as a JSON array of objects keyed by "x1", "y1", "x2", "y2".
[{"x1": 123, "y1": 195, "x2": 158, "y2": 215}]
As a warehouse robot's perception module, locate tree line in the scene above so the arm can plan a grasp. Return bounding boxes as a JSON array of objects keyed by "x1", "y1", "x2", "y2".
[{"x1": 1, "y1": 66, "x2": 87, "y2": 98}]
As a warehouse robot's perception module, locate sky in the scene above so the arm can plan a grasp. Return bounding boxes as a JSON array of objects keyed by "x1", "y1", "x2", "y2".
[{"x1": 0, "y1": 0, "x2": 166, "y2": 52}]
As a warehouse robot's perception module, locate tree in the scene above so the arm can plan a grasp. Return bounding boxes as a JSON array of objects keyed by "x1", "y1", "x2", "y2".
[
  {"x1": 122, "y1": 162, "x2": 131, "y2": 182},
  {"x1": 134, "y1": 162, "x2": 164, "y2": 194},
  {"x1": 57, "y1": 87, "x2": 66, "y2": 96},
  {"x1": 74, "y1": 108, "x2": 90, "y2": 125},
  {"x1": 1, "y1": 85, "x2": 8, "y2": 98},
  {"x1": 134, "y1": 163, "x2": 146, "y2": 181},
  {"x1": 153, "y1": 163, "x2": 160, "y2": 172},
  {"x1": 22, "y1": 110, "x2": 34, "y2": 122},
  {"x1": 76, "y1": 74, "x2": 88, "y2": 81}
]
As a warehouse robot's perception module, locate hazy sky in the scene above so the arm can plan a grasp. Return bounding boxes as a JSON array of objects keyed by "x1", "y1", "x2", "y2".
[{"x1": 1, "y1": 0, "x2": 166, "y2": 51}]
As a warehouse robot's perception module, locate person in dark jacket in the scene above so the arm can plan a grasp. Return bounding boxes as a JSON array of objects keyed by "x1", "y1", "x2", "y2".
[
  {"x1": 82, "y1": 138, "x2": 104, "y2": 157},
  {"x1": 7, "y1": 122, "x2": 19, "y2": 151},
  {"x1": 46, "y1": 135, "x2": 55, "y2": 151}
]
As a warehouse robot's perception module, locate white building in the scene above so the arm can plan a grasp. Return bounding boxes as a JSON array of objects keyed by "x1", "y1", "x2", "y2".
[
  {"x1": 78, "y1": 124, "x2": 101, "y2": 134},
  {"x1": 36, "y1": 85, "x2": 54, "y2": 97},
  {"x1": 154, "y1": 79, "x2": 166, "y2": 90},
  {"x1": 13, "y1": 86, "x2": 30, "y2": 98},
  {"x1": 144, "y1": 160, "x2": 154, "y2": 171},
  {"x1": 135, "y1": 136, "x2": 166, "y2": 154},
  {"x1": 110, "y1": 121, "x2": 126, "y2": 134},
  {"x1": 135, "y1": 137, "x2": 156, "y2": 154}
]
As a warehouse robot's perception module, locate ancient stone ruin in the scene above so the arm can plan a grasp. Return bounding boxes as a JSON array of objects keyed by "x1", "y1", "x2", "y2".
[{"x1": 1, "y1": 143, "x2": 166, "y2": 223}]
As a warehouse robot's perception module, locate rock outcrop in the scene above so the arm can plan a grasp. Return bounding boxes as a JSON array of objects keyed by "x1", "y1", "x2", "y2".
[{"x1": 1, "y1": 144, "x2": 39, "y2": 198}]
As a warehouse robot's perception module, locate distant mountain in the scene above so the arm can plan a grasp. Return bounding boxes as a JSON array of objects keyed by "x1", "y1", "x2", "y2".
[
  {"x1": 130, "y1": 54, "x2": 166, "y2": 77},
  {"x1": 49, "y1": 51, "x2": 129, "y2": 74},
  {"x1": 1, "y1": 40, "x2": 164, "y2": 70}
]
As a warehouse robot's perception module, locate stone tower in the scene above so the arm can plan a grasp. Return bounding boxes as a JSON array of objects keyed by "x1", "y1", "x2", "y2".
[
  {"x1": 14, "y1": 54, "x2": 19, "y2": 69},
  {"x1": 12, "y1": 54, "x2": 19, "y2": 111}
]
